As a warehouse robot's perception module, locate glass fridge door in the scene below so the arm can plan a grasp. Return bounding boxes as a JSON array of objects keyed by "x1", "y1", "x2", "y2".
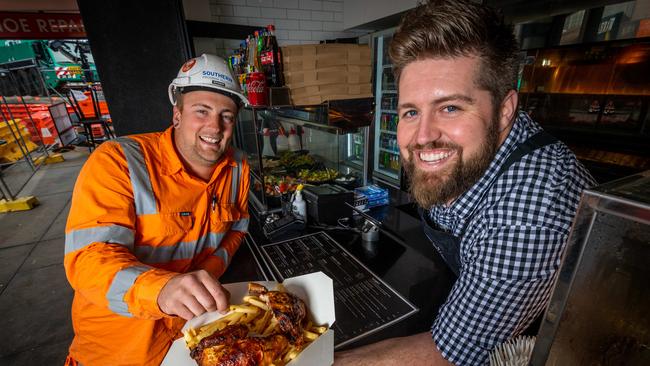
[{"x1": 373, "y1": 32, "x2": 401, "y2": 187}]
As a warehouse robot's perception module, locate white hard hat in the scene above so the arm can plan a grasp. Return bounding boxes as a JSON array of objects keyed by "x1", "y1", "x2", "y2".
[{"x1": 168, "y1": 53, "x2": 249, "y2": 107}]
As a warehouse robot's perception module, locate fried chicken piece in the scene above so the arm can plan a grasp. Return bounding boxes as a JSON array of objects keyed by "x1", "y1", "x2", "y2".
[
  {"x1": 198, "y1": 334, "x2": 289, "y2": 366},
  {"x1": 248, "y1": 283, "x2": 306, "y2": 344},
  {"x1": 191, "y1": 324, "x2": 248, "y2": 361}
]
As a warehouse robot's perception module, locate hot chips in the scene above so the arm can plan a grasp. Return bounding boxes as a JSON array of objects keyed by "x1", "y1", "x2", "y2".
[{"x1": 183, "y1": 283, "x2": 328, "y2": 366}]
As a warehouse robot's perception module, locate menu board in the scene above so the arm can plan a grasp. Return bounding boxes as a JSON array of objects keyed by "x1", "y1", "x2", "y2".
[{"x1": 260, "y1": 231, "x2": 418, "y2": 349}]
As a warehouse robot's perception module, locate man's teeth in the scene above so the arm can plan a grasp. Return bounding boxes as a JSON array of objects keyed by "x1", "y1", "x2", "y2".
[
  {"x1": 200, "y1": 136, "x2": 219, "y2": 144},
  {"x1": 419, "y1": 151, "x2": 452, "y2": 162}
]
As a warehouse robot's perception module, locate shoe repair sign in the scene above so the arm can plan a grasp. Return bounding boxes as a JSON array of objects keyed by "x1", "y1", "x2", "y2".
[{"x1": 0, "y1": 13, "x2": 85, "y2": 39}]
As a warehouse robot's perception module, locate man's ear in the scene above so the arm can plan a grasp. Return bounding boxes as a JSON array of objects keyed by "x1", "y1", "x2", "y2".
[
  {"x1": 172, "y1": 106, "x2": 181, "y2": 128},
  {"x1": 498, "y1": 90, "x2": 518, "y2": 132}
]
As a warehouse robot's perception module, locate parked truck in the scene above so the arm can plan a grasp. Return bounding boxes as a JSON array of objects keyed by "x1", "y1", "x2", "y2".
[{"x1": 0, "y1": 39, "x2": 99, "y2": 96}]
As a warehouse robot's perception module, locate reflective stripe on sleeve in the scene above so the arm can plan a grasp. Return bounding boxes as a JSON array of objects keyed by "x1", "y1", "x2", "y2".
[
  {"x1": 65, "y1": 225, "x2": 134, "y2": 254},
  {"x1": 134, "y1": 232, "x2": 225, "y2": 264},
  {"x1": 230, "y1": 149, "x2": 244, "y2": 204},
  {"x1": 231, "y1": 217, "x2": 249, "y2": 232},
  {"x1": 106, "y1": 265, "x2": 151, "y2": 317},
  {"x1": 116, "y1": 138, "x2": 157, "y2": 215},
  {"x1": 230, "y1": 164, "x2": 239, "y2": 204},
  {"x1": 213, "y1": 247, "x2": 229, "y2": 267}
]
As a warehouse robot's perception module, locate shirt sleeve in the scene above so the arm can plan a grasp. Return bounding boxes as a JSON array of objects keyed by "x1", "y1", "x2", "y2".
[
  {"x1": 195, "y1": 159, "x2": 251, "y2": 278},
  {"x1": 64, "y1": 142, "x2": 175, "y2": 320},
  {"x1": 431, "y1": 225, "x2": 565, "y2": 365}
]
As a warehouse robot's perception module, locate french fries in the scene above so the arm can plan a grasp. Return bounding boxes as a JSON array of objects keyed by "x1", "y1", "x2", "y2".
[{"x1": 183, "y1": 283, "x2": 328, "y2": 365}]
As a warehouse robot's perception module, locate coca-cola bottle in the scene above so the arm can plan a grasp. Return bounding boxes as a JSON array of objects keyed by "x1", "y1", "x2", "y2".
[{"x1": 261, "y1": 24, "x2": 284, "y2": 87}]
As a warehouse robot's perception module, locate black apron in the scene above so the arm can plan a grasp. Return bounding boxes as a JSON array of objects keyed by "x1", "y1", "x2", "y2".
[{"x1": 420, "y1": 131, "x2": 558, "y2": 335}]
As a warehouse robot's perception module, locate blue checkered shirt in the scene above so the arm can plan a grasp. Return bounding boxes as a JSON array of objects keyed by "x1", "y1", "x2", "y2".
[{"x1": 428, "y1": 112, "x2": 595, "y2": 365}]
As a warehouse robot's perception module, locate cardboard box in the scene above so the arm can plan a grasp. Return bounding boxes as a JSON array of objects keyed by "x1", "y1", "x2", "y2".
[
  {"x1": 282, "y1": 44, "x2": 371, "y2": 72},
  {"x1": 291, "y1": 93, "x2": 373, "y2": 106},
  {"x1": 284, "y1": 65, "x2": 371, "y2": 89},
  {"x1": 161, "y1": 272, "x2": 335, "y2": 366},
  {"x1": 290, "y1": 83, "x2": 372, "y2": 98}
]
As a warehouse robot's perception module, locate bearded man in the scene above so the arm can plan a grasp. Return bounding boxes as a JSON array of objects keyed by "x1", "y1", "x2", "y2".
[{"x1": 335, "y1": 1, "x2": 594, "y2": 365}]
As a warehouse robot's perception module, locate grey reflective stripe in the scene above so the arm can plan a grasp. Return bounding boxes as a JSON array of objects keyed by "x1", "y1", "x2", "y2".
[
  {"x1": 213, "y1": 247, "x2": 229, "y2": 266},
  {"x1": 230, "y1": 149, "x2": 244, "y2": 204},
  {"x1": 65, "y1": 225, "x2": 134, "y2": 254},
  {"x1": 106, "y1": 265, "x2": 151, "y2": 317},
  {"x1": 134, "y1": 232, "x2": 225, "y2": 264},
  {"x1": 231, "y1": 217, "x2": 249, "y2": 232},
  {"x1": 231, "y1": 164, "x2": 239, "y2": 204},
  {"x1": 116, "y1": 137, "x2": 157, "y2": 215}
]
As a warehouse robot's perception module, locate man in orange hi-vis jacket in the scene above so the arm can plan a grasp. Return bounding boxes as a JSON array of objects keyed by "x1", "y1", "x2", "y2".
[{"x1": 64, "y1": 54, "x2": 251, "y2": 365}]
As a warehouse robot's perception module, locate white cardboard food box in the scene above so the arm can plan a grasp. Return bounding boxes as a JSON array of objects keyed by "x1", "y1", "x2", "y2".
[{"x1": 161, "y1": 272, "x2": 335, "y2": 366}]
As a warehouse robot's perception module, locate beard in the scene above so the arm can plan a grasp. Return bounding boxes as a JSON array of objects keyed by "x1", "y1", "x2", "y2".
[{"x1": 403, "y1": 117, "x2": 500, "y2": 209}]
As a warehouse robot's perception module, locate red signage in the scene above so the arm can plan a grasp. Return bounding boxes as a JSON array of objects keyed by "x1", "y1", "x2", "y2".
[{"x1": 0, "y1": 12, "x2": 86, "y2": 39}]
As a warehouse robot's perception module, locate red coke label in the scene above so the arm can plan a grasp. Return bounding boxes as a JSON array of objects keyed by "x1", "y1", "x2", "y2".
[
  {"x1": 246, "y1": 72, "x2": 268, "y2": 106},
  {"x1": 261, "y1": 51, "x2": 274, "y2": 65}
]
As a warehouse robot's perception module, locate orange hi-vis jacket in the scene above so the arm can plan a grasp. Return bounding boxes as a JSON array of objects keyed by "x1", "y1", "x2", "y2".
[{"x1": 64, "y1": 127, "x2": 250, "y2": 365}]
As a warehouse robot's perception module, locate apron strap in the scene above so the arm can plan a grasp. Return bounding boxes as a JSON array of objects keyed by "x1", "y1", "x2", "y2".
[{"x1": 496, "y1": 130, "x2": 558, "y2": 178}]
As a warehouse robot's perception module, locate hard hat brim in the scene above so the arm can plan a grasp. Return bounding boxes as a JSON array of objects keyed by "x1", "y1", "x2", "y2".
[{"x1": 168, "y1": 82, "x2": 250, "y2": 107}]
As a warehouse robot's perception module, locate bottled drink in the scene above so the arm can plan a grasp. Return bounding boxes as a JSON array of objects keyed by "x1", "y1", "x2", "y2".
[
  {"x1": 261, "y1": 25, "x2": 284, "y2": 87},
  {"x1": 255, "y1": 30, "x2": 264, "y2": 71},
  {"x1": 247, "y1": 35, "x2": 256, "y2": 72}
]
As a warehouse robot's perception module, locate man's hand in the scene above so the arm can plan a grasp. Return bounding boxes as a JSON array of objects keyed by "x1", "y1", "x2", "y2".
[{"x1": 158, "y1": 270, "x2": 229, "y2": 320}]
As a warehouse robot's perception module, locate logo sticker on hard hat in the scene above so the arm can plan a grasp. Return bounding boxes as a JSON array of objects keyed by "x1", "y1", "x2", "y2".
[
  {"x1": 181, "y1": 59, "x2": 197, "y2": 72},
  {"x1": 202, "y1": 70, "x2": 233, "y2": 84}
]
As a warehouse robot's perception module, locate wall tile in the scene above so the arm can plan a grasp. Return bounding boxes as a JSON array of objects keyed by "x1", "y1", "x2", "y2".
[
  {"x1": 274, "y1": 0, "x2": 299, "y2": 8},
  {"x1": 299, "y1": 19, "x2": 322, "y2": 30},
  {"x1": 322, "y1": 1, "x2": 342, "y2": 12},
  {"x1": 261, "y1": 7, "x2": 287, "y2": 18},
  {"x1": 287, "y1": 9, "x2": 311, "y2": 19},
  {"x1": 299, "y1": 0, "x2": 322, "y2": 11},
  {"x1": 322, "y1": 21, "x2": 341, "y2": 31},
  {"x1": 288, "y1": 30, "x2": 312, "y2": 40},
  {"x1": 233, "y1": 5, "x2": 261, "y2": 17},
  {"x1": 275, "y1": 18, "x2": 301, "y2": 29},
  {"x1": 311, "y1": 10, "x2": 333, "y2": 21},
  {"x1": 246, "y1": 0, "x2": 274, "y2": 7}
]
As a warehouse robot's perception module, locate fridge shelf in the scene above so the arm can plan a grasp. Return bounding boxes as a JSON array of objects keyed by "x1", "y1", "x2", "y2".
[
  {"x1": 379, "y1": 147, "x2": 400, "y2": 154},
  {"x1": 380, "y1": 129, "x2": 396, "y2": 135},
  {"x1": 376, "y1": 166, "x2": 399, "y2": 178}
]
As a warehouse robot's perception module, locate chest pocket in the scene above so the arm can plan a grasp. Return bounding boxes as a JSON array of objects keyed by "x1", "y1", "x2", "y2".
[
  {"x1": 158, "y1": 212, "x2": 194, "y2": 234},
  {"x1": 211, "y1": 204, "x2": 241, "y2": 232},
  {"x1": 136, "y1": 212, "x2": 194, "y2": 247}
]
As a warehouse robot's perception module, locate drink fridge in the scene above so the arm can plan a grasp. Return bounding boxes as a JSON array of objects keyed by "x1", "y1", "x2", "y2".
[{"x1": 371, "y1": 29, "x2": 404, "y2": 189}]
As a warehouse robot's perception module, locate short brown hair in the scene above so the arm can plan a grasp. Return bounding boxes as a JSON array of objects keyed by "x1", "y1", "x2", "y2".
[{"x1": 389, "y1": 0, "x2": 519, "y2": 108}]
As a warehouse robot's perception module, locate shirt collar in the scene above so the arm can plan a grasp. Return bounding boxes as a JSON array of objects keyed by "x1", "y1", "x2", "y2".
[
  {"x1": 160, "y1": 126, "x2": 237, "y2": 177},
  {"x1": 428, "y1": 112, "x2": 539, "y2": 231}
]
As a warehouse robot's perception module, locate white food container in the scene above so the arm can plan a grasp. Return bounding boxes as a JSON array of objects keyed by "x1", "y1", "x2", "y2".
[{"x1": 161, "y1": 272, "x2": 335, "y2": 366}]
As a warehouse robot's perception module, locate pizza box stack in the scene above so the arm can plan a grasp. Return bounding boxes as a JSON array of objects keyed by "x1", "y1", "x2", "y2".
[
  {"x1": 282, "y1": 44, "x2": 372, "y2": 105},
  {"x1": 162, "y1": 272, "x2": 336, "y2": 366}
]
